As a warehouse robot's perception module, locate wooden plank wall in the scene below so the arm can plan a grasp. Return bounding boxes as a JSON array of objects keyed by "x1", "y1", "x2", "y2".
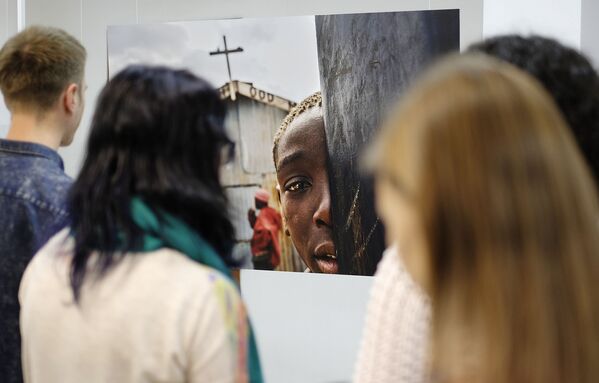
[{"x1": 316, "y1": 10, "x2": 459, "y2": 274}]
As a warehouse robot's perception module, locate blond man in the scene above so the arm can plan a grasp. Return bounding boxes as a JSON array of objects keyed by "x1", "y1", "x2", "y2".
[{"x1": 0, "y1": 26, "x2": 86, "y2": 383}]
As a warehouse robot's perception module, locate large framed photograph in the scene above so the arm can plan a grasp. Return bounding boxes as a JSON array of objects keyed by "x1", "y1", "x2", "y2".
[{"x1": 107, "y1": 9, "x2": 459, "y2": 275}]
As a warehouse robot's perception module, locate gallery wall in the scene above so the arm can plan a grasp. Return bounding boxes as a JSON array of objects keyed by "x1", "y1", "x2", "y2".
[
  {"x1": 0, "y1": 1, "x2": 594, "y2": 382},
  {"x1": 483, "y1": 0, "x2": 582, "y2": 48},
  {"x1": 2, "y1": 3, "x2": 480, "y2": 381},
  {"x1": 582, "y1": 0, "x2": 599, "y2": 67},
  {"x1": 3, "y1": 0, "x2": 599, "y2": 173},
  {"x1": 6, "y1": 0, "x2": 481, "y2": 177},
  {"x1": 482, "y1": 0, "x2": 599, "y2": 67},
  {"x1": 0, "y1": 0, "x2": 18, "y2": 137},
  {"x1": 240, "y1": 270, "x2": 374, "y2": 383}
]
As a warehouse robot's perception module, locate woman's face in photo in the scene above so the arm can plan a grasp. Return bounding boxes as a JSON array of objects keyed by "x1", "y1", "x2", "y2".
[{"x1": 275, "y1": 106, "x2": 337, "y2": 273}]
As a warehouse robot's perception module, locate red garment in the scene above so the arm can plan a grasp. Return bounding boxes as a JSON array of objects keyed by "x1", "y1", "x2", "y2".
[{"x1": 250, "y1": 206, "x2": 282, "y2": 268}]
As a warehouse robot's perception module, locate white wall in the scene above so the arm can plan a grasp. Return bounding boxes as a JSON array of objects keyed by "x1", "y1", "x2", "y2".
[
  {"x1": 483, "y1": 0, "x2": 599, "y2": 67},
  {"x1": 241, "y1": 270, "x2": 373, "y2": 383},
  {"x1": 22, "y1": 0, "x2": 482, "y2": 177},
  {"x1": 25, "y1": 0, "x2": 137, "y2": 176},
  {"x1": 483, "y1": 0, "x2": 582, "y2": 48},
  {"x1": 581, "y1": 0, "x2": 599, "y2": 67},
  {"x1": 0, "y1": 0, "x2": 18, "y2": 137}
]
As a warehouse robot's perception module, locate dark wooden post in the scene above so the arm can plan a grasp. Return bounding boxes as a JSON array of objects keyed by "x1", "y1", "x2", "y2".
[{"x1": 316, "y1": 10, "x2": 459, "y2": 274}]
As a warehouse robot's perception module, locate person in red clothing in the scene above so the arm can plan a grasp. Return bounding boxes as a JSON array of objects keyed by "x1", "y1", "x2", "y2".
[{"x1": 248, "y1": 189, "x2": 282, "y2": 270}]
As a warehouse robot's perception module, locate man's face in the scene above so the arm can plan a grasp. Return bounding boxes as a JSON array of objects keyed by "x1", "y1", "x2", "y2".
[{"x1": 276, "y1": 106, "x2": 337, "y2": 273}]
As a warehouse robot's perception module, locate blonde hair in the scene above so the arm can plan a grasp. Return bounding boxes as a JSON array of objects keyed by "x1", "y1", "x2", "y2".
[
  {"x1": 374, "y1": 54, "x2": 599, "y2": 383},
  {"x1": 272, "y1": 91, "x2": 321, "y2": 169},
  {"x1": 0, "y1": 25, "x2": 86, "y2": 112}
]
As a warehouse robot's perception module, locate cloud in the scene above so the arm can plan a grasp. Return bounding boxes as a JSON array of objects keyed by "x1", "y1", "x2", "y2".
[
  {"x1": 107, "y1": 16, "x2": 320, "y2": 101},
  {"x1": 107, "y1": 23, "x2": 191, "y2": 75}
]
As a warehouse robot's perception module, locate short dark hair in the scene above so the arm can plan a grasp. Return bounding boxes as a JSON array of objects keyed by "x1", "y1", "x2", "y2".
[
  {"x1": 68, "y1": 65, "x2": 236, "y2": 299},
  {"x1": 0, "y1": 25, "x2": 86, "y2": 112},
  {"x1": 273, "y1": 91, "x2": 321, "y2": 169},
  {"x1": 469, "y1": 35, "x2": 599, "y2": 183}
]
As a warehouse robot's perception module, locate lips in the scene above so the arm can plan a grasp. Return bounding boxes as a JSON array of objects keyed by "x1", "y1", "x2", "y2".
[{"x1": 313, "y1": 242, "x2": 338, "y2": 274}]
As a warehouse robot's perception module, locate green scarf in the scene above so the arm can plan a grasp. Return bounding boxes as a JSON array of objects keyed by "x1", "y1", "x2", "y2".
[{"x1": 130, "y1": 197, "x2": 264, "y2": 382}]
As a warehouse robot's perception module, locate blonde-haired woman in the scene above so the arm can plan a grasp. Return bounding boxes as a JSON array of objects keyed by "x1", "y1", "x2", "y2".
[{"x1": 365, "y1": 55, "x2": 599, "y2": 383}]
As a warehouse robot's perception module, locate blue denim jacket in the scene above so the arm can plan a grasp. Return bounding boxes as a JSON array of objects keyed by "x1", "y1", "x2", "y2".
[{"x1": 0, "y1": 139, "x2": 72, "y2": 383}]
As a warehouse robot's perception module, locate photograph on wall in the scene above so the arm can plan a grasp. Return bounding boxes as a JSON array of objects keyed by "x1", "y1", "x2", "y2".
[
  {"x1": 108, "y1": 16, "x2": 320, "y2": 273},
  {"x1": 107, "y1": 9, "x2": 460, "y2": 275}
]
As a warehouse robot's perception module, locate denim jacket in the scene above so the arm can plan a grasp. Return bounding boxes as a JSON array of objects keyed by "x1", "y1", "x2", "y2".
[{"x1": 0, "y1": 139, "x2": 72, "y2": 383}]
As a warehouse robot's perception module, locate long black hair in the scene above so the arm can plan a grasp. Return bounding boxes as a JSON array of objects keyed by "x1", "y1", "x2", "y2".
[{"x1": 68, "y1": 65, "x2": 236, "y2": 299}]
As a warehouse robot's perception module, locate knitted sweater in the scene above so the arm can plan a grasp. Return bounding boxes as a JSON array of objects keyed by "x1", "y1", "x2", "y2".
[{"x1": 354, "y1": 246, "x2": 431, "y2": 383}]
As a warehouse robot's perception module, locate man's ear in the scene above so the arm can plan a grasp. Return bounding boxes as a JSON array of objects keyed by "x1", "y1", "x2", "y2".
[{"x1": 63, "y1": 83, "x2": 80, "y2": 115}]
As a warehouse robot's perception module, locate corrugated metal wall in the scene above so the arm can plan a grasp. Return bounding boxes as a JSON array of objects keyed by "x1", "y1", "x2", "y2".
[
  {"x1": 221, "y1": 97, "x2": 287, "y2": 186},
  {"x1": 238, "y1": 98, "x2": 288, "y2": 174},
  {"x1": 220, "y1": 95, "x2": 305, "y2": 272}
]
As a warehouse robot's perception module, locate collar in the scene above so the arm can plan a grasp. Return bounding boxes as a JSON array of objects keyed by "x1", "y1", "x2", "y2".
[{"x1": 0, "y1": 139, "x2": 65, "y2": 170}]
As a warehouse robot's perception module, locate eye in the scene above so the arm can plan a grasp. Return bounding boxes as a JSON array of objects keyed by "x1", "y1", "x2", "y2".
[{"x1": 285, "y1": 178, "x2": 311, "y2": 193}]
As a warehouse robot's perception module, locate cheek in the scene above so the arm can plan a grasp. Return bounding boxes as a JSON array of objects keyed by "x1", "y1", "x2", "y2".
[
  {"x1": 281, "y1": 195, "x2": 316, "y2": 266},
  {"x1": 281, "y1": 197, "x2": 310, "y2": 241}
]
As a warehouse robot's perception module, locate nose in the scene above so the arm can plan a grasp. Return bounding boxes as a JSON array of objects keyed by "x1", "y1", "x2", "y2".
[{"x1": 313, "y1": 181, "x2": 331, "y2": 227}]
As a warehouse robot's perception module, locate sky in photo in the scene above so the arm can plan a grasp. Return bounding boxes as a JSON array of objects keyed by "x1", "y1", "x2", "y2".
[{"x1": 108, "y1": 16, "x2": 321, "y2": 103}]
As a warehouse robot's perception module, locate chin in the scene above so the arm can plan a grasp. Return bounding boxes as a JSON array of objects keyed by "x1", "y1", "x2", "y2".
[{"x1": 311, "y1": 258, "x2": 339, "y2": 274}]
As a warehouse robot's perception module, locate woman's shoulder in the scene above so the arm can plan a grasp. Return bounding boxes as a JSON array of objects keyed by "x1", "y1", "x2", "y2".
[
  {"x1": 22, "y1": 232, "x2": 239, "y2": 307},
  {"x1": 134, "y1": 248, "x2": 242, "y2": 309},
  {"x1": 148, "y1": 248, "x2": 235, "y2": 286}
]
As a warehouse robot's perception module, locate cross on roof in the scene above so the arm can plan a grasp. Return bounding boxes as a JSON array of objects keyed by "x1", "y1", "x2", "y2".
[{"x1": 209, "y1": 35, "x2": 244, "y2": 83}]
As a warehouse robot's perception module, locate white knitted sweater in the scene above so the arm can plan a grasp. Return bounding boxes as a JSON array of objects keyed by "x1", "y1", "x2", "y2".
[{"x1": 354, "y1": 246, "x2": 431, "y2": 383}]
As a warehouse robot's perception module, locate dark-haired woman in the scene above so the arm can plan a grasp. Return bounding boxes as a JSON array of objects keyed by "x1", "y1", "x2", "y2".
[{"x1": 18, "y1": 66, "x2": 263, "y2": 383}]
